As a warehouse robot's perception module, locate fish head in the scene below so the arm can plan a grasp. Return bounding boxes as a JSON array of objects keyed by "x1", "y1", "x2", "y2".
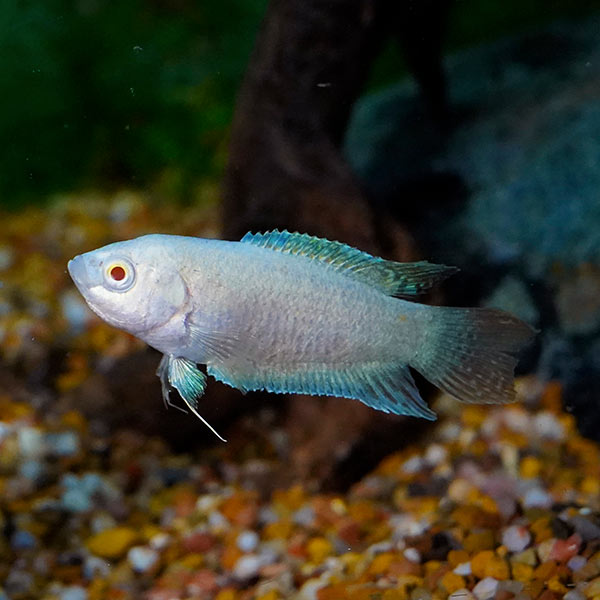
[{"x1": 68, "y1": 235, "x2": 187, "y2": 335}]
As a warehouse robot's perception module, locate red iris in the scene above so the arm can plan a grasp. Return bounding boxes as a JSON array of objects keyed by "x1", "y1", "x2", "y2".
[{"x1": 109, "y1": 265, "x2": 126, "y2": 281}]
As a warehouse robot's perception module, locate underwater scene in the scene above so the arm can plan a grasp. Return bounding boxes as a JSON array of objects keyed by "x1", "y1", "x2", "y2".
[{"x1": 2, "y1": 1, "x2": 600, "y2": 599}]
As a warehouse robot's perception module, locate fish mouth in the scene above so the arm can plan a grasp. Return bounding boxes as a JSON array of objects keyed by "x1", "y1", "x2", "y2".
[{"x1": 68, "y1": 255, "x2": 95, "y2": 294}]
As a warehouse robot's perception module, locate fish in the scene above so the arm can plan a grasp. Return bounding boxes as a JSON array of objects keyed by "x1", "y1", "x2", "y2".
[{"x1": 67, "y1": 230, "x2": 534, "y2": 441}]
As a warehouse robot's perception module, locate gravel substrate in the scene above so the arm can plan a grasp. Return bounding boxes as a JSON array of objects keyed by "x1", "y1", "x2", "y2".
[
  {"x1": 1, "y1": 195, "x2": 600, "y2": 599},
  {"x1": 1, "y1": 376, "x2": 600, "y2": 599}
]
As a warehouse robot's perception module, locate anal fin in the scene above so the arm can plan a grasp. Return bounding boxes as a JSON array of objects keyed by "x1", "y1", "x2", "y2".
[
  {"x1": 206, "y1": 359, "x2": 436, "y2": 421},
  {"x1": 207, "y1": 363, "x2": 249, "y2": 394}
]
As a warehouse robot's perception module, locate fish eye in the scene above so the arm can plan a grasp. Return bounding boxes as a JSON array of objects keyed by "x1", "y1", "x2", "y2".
[
  {"x1": 103, "y1": 259, "x2": 136, "y2": 292},
  {"x1": 109, "y1": 265, "x2": 126, "y2": 281}
]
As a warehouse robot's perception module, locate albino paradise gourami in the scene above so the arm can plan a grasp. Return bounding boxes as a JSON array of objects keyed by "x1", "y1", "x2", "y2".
[{"x1": 68, "y1": 230, "x2": 534, "y2": 441}]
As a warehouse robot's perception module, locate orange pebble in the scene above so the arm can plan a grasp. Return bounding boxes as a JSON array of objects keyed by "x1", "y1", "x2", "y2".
[
  {"x1": 512, "y1": 562, "x2": 534, "y2": 582},
  {"x1": 520, "y1": 456, "x2": 542, "y2": 479},
  {"x1": 263, "y1": 520, "x2": 293, "y2": 541},
  {"x1": 272, "y1": 485, "x2": 306, "y2": 512},
  {"x1": 221, "y1": 492, "x2": 258, "y2": 527},
  {"x1": 307, "y1": 537, "x2": 334, "y2": 564},
  {"x1": 396, "y1": 575, "x2": 424, "y2": 594},
  {"x1": 540, "y1": 380, "x2": 562, "y2": 412},
  {"x1": 215, "y1": 590, "x2": 238, "y2": 600},
  {"x1": 581, "y1": 476, "x2": 600, "y2": 495},
  {"x1": 546, "y1": 576, "x2": 567, "y2": 595},
  {"x1": 463, "y1": 530, "x2": 496, "y2": 552},
  {"x1": 530, "y1": 517, "x2": 553, "y2": 543},
  {"x1": 440, "y1": 571, "x2": 465, "y2": 594},
  {"x1": 534, "y1": 560, "x2": 559, "y2": 580},
  {"x1": 462, "y1": 405, "x2": 486, "y2": 427},
  {"x1": 471, "y1": 550, "x2": 510, "y2": 580},
  {"x1": 256, "y1": 590, "x2": 280, "y2": 600},
  {"x1": 447, "y1": 550, "x2": 470, "y2": 567},
  {"x1": 221, "y1": 545, "x2": 242, "y2": 570},
  {"x1": 368, "y1": 552, "x2": 396, "y2": 575},
  {"x1": 471, "y1": 551, "x2": 495, "y2": 578}
]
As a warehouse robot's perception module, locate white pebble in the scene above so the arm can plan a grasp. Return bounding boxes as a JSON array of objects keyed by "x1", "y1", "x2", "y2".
[
  {"x1": 297, "y1": 578, "x2": 327, "y2": 600},
  {"x1": 424, "y1": 444, "x2": 447, "y2": 466},
  {"x1": 401, "y1": 455, "x2": 424, "y2": 473},
  {"x1": 480, "y1": 416, "x2": 498, "y2": 438},
  {"x1": 323, "y1": 556, "x2": 344, "y2": 573},
  {"x1": 128, "y1": 546, "x2": 159, "y2": 573},
  {"x1": 449, "y1": 590, "x2": 474, "y2": 600},
  {"x1": 46, "y1": 431, "x2": 80, "y2": 457},
  {"x1": 90, "y1": 513, "x2": 116, "y2": 533},
  {"x1": 61, "y1": 488, "x2": 92, "y2": 513},
  {"x1": 233, "y1": 554, "x2": 262, "y2": 579},
  {"x1": 390, "y1": 514, "x2": 428, "y2": 537},
  {"x1": 293, "y1": 506, "x2": 315, "y2": 527},
  {"x1": 150, "y1": 532, "x2": 171, "y2": 550},
  {"x1": 473, "y1": 577, "x2": 498, "y2": 600},
  {"x1": 367, "y1": 541, "x2": 393, "y2": 556},
  {"x1": 403, "y1": 547, "x2": 421, "y2": 563},
  {"x1": 503, "y1": 408, "x2": 530, "y2": 433},
  {"x1": 0, "y1": 422, "x2": 11, "y2": 443},
  {"x1": 19, "y1": 459, "x2": 43, "y2": 482},
  {"x1": 236, "y1": 530, "x2": 259, "y2": 553},
  {"x1": 533, "y1": 411, "x2": 565, "y2": 440},
  {"x1": 502, "y1": 525, "x2": 531, "y2": 552},
  {"x1": 208, "y1": 510, "x2": 229, "y2": 531},
  {"x1": 522, "y1": 487, "x2": 553, "y2": 509},
  {"x1": 83, "y1": 556, "x2": 110, "y2": 579},
  {"x1": 0, "y1": 246, "x2": 14, "y2": 270},
  {"x1": 60, "y1": 585, "x2": 88, "y2": 600},
  {"x1": 439, "y1": 422, "x2": 461, "y2": 441},
  {"x1": 563, "y1": 590, "x2": 586, "y2": 600},
  {"x1": 497, "y1": 579, "x2": 523, "y2": 594},
  {"x1": 195, "y1": 494, "x2": 220, "y2": 514},
  {"x1": 18, "y1": 426, "x2": 45, "y2": 458},
  {"x1": 453, "y1": 561, "x2": 471, "y2": 576},
  {"x1": 567, "y1": 555, "x2": 587, "y2": 571},
  {"x1": 259, "y1": 506, "x2": 278, "y2": 525},
  {"x1": 81, "y1": 473, "x2": 105, "y2": 495}
]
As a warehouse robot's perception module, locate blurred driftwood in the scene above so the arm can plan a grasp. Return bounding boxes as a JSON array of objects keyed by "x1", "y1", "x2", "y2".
[
  {"x1": 221, "y1": 0, "x2": 451, "y2": 488},
  {"x1": 223, "y1": 0, "x2": 451, "y2": 247}
]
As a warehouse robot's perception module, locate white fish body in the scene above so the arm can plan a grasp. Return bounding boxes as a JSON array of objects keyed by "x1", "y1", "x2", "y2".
[{"x1": 68, "y1": 231, "x2": 534, "y2": 440}]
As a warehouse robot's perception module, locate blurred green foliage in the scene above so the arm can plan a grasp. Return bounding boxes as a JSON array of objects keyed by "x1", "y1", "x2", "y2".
[
  {"x1": 1, "y1": 0, "x2": 598, "y2": 207},
  {"x1": 0, "y1": 0, "x2": 266, "y2": 206}
]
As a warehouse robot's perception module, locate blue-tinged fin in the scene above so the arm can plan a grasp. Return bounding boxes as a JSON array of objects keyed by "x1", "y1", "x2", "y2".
[
  {"x1": 411, "y1": 306, "x2": 535, "y2": 406},
  {"x1": 241, "y1": 230, "x2": 457, "y2": 297},
  {"x1": 207, "y1": 363, "x2": 249, "y2": 394},
  {"x1": 157, "y1": 354, "x2": 227, "y2": 442},
  {"x1": 207, "y1": 360, "x2": 436, "y2": 420}
]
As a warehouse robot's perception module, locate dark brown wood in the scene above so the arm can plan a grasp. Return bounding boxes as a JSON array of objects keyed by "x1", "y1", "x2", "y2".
[
  {"x1": 222, "y1": 0, "x2": 386, "y2": 248},
  {"x1": 219, "y1": 0, "x2": 452, "y2": 489}
]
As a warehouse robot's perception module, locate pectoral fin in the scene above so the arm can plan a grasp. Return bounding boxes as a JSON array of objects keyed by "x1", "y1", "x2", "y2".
[{"x1": 156, "y1": 354, "x2": 226, "y2": 442}]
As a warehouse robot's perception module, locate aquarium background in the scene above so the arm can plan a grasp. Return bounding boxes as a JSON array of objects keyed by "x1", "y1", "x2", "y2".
[
  {"x1": 0, "y1": 0, "x2": 597, "y2": 205},
  {"x1": 2, "y1": 1, "x2": 600, "y2": 598}
]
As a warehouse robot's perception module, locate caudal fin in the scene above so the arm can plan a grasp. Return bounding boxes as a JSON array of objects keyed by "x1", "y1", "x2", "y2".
[{"x1": 411, "y1": 307, "x2": 535, "y2": 405}]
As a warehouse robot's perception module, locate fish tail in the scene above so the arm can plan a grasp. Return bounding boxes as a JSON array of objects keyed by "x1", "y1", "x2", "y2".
[{"x1": 410, "y1": 306, "x2": 535, "y2": 404}]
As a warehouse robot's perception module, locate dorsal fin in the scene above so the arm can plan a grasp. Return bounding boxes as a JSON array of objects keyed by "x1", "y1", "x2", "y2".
[{"x1": 241, "y1": 230, "x2": 458, "y2": 297}]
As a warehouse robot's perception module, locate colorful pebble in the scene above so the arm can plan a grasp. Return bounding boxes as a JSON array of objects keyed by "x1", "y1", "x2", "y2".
[{"x1": 0, "y1": 196, "x2": 599, "y2": 600}]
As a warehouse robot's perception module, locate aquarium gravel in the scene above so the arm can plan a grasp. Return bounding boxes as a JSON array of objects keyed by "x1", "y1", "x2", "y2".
[
  {"x1": 2, "y1": 375, "x2": 600, "y2": 600},
  {"x1": 1, "y1": 195, "x2": 600, "y2": 599}
]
